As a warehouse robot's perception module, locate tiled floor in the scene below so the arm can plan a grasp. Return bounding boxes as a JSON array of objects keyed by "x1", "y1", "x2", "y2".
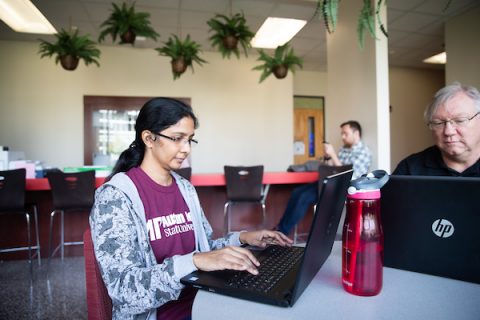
[
  {"x1": 0, "y1": 209, "x2": 344, "y2": 320},
  {"x1": 0, "y1": 257, "x2": 87, "y2": 320}
]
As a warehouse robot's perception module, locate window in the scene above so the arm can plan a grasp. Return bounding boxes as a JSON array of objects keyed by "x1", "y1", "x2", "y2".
[{"x1": 84, "y1": 96, "x2": 191, "y2": 165}]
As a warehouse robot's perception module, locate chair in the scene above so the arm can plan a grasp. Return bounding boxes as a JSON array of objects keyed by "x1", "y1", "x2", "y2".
[
  {"x1": 223, "y1": 165, "x2": 268, "y2": 235},
  {"x1": 293, "y1": 164, "x2": 353, "y2": 244},
  {"x1": 47, "y1": 170, "x2": 95, "y2": 262},
  {"x1": 173, "y1": 167, "x2": 192, "y2": 181},
  {"x1": 0, "y1": 168, "x2": 41, "y2": 269},
  {"x1": 84, "y1": 228, "x2": 113, "y2": 320}
]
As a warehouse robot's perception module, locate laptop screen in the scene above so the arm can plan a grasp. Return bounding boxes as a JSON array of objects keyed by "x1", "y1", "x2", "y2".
[{"x1": 381, "y1": 175, "x2": 480, "y2": 284}]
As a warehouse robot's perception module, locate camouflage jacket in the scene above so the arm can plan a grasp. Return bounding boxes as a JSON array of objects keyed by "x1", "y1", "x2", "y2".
[{"x1": 89, "y1": 171, "x2": 241, "y2": 320}]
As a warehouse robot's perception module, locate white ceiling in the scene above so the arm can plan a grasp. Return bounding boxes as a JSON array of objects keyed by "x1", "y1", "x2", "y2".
[{"x1": 0, "y1": 0, "x2": 478, "y2": 72}]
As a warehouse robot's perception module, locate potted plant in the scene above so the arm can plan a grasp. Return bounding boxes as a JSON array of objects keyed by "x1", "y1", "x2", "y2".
[
  {"x1": 38, "y1": 28, "x2": 101, "y2": 71},
  {"x1": 315, "y1": 0, "x2": 388, "y2": 48},
  {"x1": 206, "y1": 12, "x2": 255, "y2": 59},
  {"x1": 98, "y1": 2, "x2": 159, "y2": 45},
  {"x1": 155, "y1": 34, "x2": 207, "y2": 80},
  {"x1": 253, "y1": 43, "x2": 303, "y2": 83}
]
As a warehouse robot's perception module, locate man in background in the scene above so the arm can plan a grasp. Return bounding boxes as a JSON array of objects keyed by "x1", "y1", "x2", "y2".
[
  {"x1": 275, "y1": 120, "x2": 372, "y2": 235},
  {"x1": 323, "y1": 120, "x2": 371, "y2": 180}
]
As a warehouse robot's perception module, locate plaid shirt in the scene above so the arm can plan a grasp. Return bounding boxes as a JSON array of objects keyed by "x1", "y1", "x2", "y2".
[{"x1": 338, "y1": 140, "x2": 372, "y2": 179}]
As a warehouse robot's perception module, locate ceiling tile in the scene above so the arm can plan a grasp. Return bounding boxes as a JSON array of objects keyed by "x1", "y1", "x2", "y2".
[{"x1": 389, "y1": 12, "x2": 439, "y2": 32}]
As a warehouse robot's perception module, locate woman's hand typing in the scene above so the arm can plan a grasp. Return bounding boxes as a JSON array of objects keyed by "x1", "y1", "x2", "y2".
[
  {"x1": 239, "y1": 230, "x2": 293, "y2": 248},
  {"x1": 193, "y1": 246, "x2": 260, "y2": 275}
]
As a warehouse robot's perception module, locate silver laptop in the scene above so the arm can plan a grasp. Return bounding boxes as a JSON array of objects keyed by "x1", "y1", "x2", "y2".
[{"x1": 381, "y1": 175, "x2": 480, "y2": 284}]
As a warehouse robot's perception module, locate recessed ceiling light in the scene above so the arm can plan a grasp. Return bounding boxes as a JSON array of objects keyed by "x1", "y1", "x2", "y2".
[
  {"x1": 0, "y1": 0, "x2": 56, "y2": 34},
  {"x1": 251, "y1": 17, "x2": 307, "y2": 49},
  {"x1": 423, "y1": 52, "x2": 447, "y2": 64}
]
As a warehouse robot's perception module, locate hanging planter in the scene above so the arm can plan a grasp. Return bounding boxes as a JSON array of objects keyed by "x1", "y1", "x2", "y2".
[
  {"x1": 315, "y1": 0, "x2": 388, "y2": 48},
  {"x1": 38, "y1": 28, "x2": 101, "y2": 71},
  {"x1": 207, "y1": 13, "x2": 255, "y2": 59},
  {"x1": 98, "y1": 2, "x2": 159, "y2": 45},
  {"x1": 156, "y1": 34, "x2": 207, "y2": 80},
  {"x1": 222, "y1": 34, "x2": 239, "y2": 50},
  {"x1": 272, "y1": 65, "x2": 289, "y2": 79},
  {"x1": 120, "y1": 28, "x2": 136, "y2": 44},
  {"x1": 59, "y1": 55, "x2": 80, "y2": 71},
  {"x1": 171, "y1": 56, "x2": 188, "y2": 75},
  {"x1": 253, "y1": 43, "x2": 303, "y2": 83}
]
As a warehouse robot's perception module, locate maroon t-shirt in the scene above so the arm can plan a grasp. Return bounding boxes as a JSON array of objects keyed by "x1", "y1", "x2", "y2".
[{"x1": 127, "y1": 167, "x2": 196, "y2": 320}]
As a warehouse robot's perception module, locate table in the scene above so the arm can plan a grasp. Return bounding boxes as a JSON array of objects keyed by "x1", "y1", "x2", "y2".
[
  {"x1": 192, "y1": 241, "x2": 480, "y2": 320},
  {"x1": 25, "y1": 171, "x2": 318, "y2": 190}
]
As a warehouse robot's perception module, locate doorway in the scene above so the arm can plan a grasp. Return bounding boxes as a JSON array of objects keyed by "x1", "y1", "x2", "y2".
[{"x1": 293, "y1": 96, "x2": 325, "y2": 165}]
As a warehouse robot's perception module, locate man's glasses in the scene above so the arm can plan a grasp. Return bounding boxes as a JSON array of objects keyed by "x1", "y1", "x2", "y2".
[
  {"x1": 154, "y1": 132, "x2": 198, "y2": 146},
  {"x1": 428, "y1": 112, "x2": 480, "y2": 131}
]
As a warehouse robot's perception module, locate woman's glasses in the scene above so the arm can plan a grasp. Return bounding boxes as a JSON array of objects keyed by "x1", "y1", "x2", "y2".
[{"x1": 154, "y1": 132, "x2": 198, "y2": 146}]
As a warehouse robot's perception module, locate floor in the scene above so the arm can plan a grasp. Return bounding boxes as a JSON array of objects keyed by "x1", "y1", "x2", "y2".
[
  {"x1": 0, "y1": 257, "x2": 87, "y2": 320},
  {"x1": 0, "y1": 202, "x2": 337, "y2": 320}
]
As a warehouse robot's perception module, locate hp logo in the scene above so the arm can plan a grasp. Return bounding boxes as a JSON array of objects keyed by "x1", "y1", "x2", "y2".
[{"x1": 432, "y1": 219, "x2": 454, "y2": 238}]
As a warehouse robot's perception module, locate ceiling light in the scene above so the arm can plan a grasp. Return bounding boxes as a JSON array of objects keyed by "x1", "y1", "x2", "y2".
[
  {"x1": 0, "y1": 0, "x2": 56, "y2": 34},
  {"x1": 423, "y1": 52, "x2": 447, "y2": 64},
  {"x1": 251, "y1": 17, "x2": 307, "y2": 49}
]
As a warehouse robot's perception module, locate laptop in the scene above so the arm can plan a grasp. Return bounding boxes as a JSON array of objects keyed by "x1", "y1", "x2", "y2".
[
  {"x1": 381, "y1": 175, "x2": 480, "y2": 284},
  {"x1": 181, "y1": 169, "x2": 353, "y2": 307}
]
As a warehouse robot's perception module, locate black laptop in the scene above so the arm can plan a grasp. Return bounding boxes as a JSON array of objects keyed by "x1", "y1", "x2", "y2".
[
  {"x1": 381, "y1": 175, "x2": 480, "y2": 284},
  {"x1": 181, "y1": 169, "x2": 353, "y2": 307}
]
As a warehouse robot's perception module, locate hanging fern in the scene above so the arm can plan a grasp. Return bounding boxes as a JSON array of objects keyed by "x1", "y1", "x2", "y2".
[
  {"x1": 318, "y1": 0, "x2": 339, "y2": 34},
  {"x1": 155, "y1": 34, "x2": 207, "y2": 80},
  {"x1": 376, "y1": 0, "x2": 388, "y2": 39},
  {"x1": 38, "y1": 29, "x2": 101, "y2": 68},
  {"x1": 207, "y1": 13, "x2": 254, "y2": 59},
  {"x1": 98, "y1": 2, "x2": 159, "y2": 45},
  {"x1": 252, "y1": 43, "x2": 303, "y2": 83},
  {"x1": 357, "y1": 0, "x2": 389, "y2": 49},
  {"x1": 357, "y1": 0, "x2": 376, "y2": 49},
  {"x1": 314, "y1": 0, "x2": 388, "y2": 48}
]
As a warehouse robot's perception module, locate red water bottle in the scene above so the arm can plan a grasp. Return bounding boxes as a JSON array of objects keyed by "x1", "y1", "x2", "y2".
[{"x1": 342, "y1": 170, "x2": 389, "y2": 296}]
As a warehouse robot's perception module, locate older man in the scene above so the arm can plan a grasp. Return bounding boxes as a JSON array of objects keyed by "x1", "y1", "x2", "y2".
[{"x1": 393, "y1": 82, "x2": 480, "y2": 176}]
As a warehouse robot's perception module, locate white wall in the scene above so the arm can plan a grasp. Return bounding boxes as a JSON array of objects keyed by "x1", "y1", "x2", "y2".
[
  {"x1": 388, "y1": 67, "x2": 444, "y2": 170},
  {"x1": 293, "y1": 71, "x2": 328, "y2": 97},
  {"x1": 0, "y1": 40, "x2": 451, "y2": 175},
  {"x1": 326, "y1": 0, "x2": 390, "y2": 172},
  {"x1": 0, "y1": 40, "x2": 293, "y2": 173},
  {"x1": 446, "y1": 6, "x2": 480, "y2": 89}
]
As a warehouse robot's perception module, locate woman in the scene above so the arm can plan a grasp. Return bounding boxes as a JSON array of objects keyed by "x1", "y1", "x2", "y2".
[{"x1": 89, "y1": 98, "x2": 292, "y2": 320}]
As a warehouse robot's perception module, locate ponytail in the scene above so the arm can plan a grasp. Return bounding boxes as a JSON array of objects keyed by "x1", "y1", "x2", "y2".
[{"x1": 106, "y1": 141, "x2": 145, "y2": 181}]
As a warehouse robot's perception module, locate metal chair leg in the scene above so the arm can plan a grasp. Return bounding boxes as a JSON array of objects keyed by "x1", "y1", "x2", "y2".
[
  {"x1": 223, "y1": 202, "x2": 231, "y2": 235},
  {"x1": 60, "y1": 210, "x2": 64, "y2": 260},
  {"x1": 33, "y1": 205, "x2": 41, "y2": 266},
  {"x1": 48, "y1": 210, "x2": 56, "y2": 267},
  {"x1": 261, "y1": 202, "x2": 266, "y2": 229},
  {"x1": 25, "y1": 212, "x2": 33, "y2": 274}
]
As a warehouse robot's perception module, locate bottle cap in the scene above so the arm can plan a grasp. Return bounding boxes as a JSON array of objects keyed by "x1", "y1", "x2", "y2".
[
  {"x1": 348, "y1": 170, "x2": 390, "y2": 196},
  {"x1": 347, "y1": 188, "x2": 381, "y2": 199}
]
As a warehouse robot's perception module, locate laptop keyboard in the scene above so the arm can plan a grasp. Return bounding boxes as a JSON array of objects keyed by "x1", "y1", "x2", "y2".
[{"x1": 226, "y1": 245, "x2": 304, "y2": 293}]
